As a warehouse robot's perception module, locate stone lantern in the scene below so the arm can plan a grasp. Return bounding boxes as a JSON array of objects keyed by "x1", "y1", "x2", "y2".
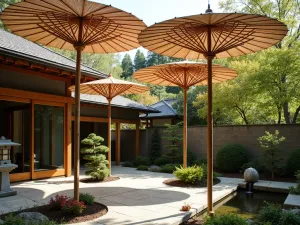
[{"x1": 0, "y1": 136, "x2": 19, "y2": 197}]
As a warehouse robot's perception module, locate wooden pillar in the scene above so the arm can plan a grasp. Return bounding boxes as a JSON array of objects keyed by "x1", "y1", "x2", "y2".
[
  {"x1": 30, "y1": 100, "x2": 34, "y2": 180},
  {"x1": 183, "y1": 87, "x2": 188, "y2": 168},
  {"x1": 115, "y1": 123, "x2": 121, "y2": 166},
  {"x1": 206, "y1": 26, "x2": 215, "y2": 215},
  {"x1": 135, "y1": 123, "x2": 140, "y2": 157},
  {"x1": 65, "y1": 102, "x2": 72, "y2": 176},
  {"x1": 107, "y1": 99, "x2": 112, "y2": 174}
]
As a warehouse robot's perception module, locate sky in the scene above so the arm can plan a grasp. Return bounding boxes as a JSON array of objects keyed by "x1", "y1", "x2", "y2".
[{"x1": 95, "y1": 0, "x2": 223, "y2": 60}]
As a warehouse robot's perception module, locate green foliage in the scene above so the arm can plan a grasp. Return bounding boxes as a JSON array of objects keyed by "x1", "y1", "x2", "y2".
[
  {"x1": 204, "y1": 214, "x2": 247, "y2": 225},
  {"x1": 174, "y1": 166, "x2": 204, "y2": 184},
  {"x1": 258, "y1": 130, "x2": 285, "y2": 179},
  {"x1": 2, "y1": 214, "x2": 58, "y2": 225},
  {"x1": 136, "y1": 165, "x2": 149, "y2": 171},
  {"x1": 133, "y1": 156, "x2": 151, "y2": 167},
  {"x1": 278, "y1": 210, "x2": 300, "y2": 225},
  {"x1": 79, "y1": 193, "x2": 95, "y2": 205},
  {"x1": 121, "y1": 54, "x2": 134, "y2": 79},
  {"x1": 173, "y1": 86, "x2": 207, "y2": 125},
  {"x1": 80, "y1": 133, "x2": 109, "y2": 181},
  {"x1": 289, "y1": 170, "x2": 300, "y2": 195},
  {"x1": 150, "y1": 129, "x2": 161, "y2": 163},
  {"x1": 216, "y1": 144, "x2": 248, "y2": 172},
  {"x1": 122, "y1": 161, "x2": 135, "y2": 167},
  {"x1": 254, "y1": 203, "x2": 300, "y2": 225},
  {"x1": 154, "y1": 156, "x2": 171, "y2": 166},
  {"x1": 240, "y1": 159, "x2": 265, "y2": 173},
  {"x1": 134, "y1": 49, "x2": 146, "y2": 71},
  {"x1": 163, "y1": 122, "x2": 183, "y2": 164},
  {"x1": 255, "y1": 203, "x2": 282, "y2": 225},
  {"x1": 286, "y1": 148, "x2": 300, "y2": 175},
  {"x1": 192, "y1": 158, "x2": 208, "y2": 166},
  {"x1": 161, "y1": 164, "x2": 181, "y2": 173}
]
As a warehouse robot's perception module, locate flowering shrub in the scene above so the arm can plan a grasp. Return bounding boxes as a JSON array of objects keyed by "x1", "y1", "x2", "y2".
[
  {"x1": 49, "y1": 195, "x2": 70, "y2": 210},
  {"x1": 62, "y1": 199, "x2": 86, "y2": 215}
]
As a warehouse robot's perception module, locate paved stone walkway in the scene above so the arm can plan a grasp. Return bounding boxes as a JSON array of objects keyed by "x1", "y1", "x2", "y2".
[{"x1": 1, "y1": 167, "x2": 242, "y2": 225}]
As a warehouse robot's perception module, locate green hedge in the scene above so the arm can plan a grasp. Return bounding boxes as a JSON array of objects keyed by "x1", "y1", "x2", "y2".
[
  {"x1": 136, "y1": 165, "x2": 149, "y2": 171},
  {"x1": 174, "y1": 166, "x2": 204, "y2": 184},
  {"x1": 216, "y1": 144, "x2": 248, "y2": 173},
  {"x1": 133, "y1": 156, "x2": 151, "y2": 167}
]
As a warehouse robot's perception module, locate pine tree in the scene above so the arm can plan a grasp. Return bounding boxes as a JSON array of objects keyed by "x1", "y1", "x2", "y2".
[
  {"x1": 134, "y1": 49, "x2": 146, "y2": 71},
  {"x1": 163, "y1": 122, "x2": 183, "y2": 164},
  {"x1": 81, "y1": 133, "x2": 109, "y2": 181},
  {"x1": 150, "y1": 129, "x2": 161, "y2": 163},
  {"x1": 121, "y1": 54, "x2": 134, "y2": 79}
]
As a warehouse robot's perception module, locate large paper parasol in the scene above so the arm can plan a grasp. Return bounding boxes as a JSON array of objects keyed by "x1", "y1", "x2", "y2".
[
  {"x1": 133, "y1": 61, "x2": 237, "y2": 168},
  {"x1": 0, "y1": 0, "x2": 146, "y2": 200},
  {"x1": 138, "y1": 5, "x2": 287, "y2": 214},
  {"x1": 69, "y1": 75, "x2": 149, "y2": 174}
]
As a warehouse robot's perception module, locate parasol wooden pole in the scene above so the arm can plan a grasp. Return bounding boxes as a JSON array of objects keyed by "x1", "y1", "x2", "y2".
[
  {"x1": 207, "y1": 26, "x2": 215, "y2": 215},
  {"x1": 74, "y1": 18, "x2": 84, "y2": 201},
  {"x1": 183, "y1": 87, "x2": 188, "y2": 168},
  {"x1": 107, "y1": 97, "x2": 112, "y2": 176}
]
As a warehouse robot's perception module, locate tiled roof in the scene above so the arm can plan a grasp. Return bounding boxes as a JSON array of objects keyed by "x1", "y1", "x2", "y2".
[
  {"x1": 0, "y1": 29, "x2": 106, "y2": 78},
  {"x1": 79, "y1": 94, "x2": 159, "y2": 113},
  {"x1": 140, "y1": 99, "x2": 180, "y2": 118}
]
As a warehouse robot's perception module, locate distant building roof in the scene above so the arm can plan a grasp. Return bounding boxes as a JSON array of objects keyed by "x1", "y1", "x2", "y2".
[
  {"x1": 140, "y1": 99, "x2": 181, "y2": 118},
  {"x1": 0, "y1": 29, "x2": 106, "y2": 79}
]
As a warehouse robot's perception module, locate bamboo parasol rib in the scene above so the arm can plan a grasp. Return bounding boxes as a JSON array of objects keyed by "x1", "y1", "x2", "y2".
[
  {"x1": 133, "y1": 61, "x2": 237, "y2": 168},
  {"x1": 137, "y1": 6, "x2": 287, "y2": 214},
  {"x1": 69, "y1": 75, "x2": 149, "y2": 175},
  {"x1": 0, "y1": 0, "x2": 146, "y2": 201}
]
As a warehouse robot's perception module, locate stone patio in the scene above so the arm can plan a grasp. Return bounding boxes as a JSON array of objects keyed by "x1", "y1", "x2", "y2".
[{"x1": 1, "y1": 166, "x2": 242, "y2": 225}]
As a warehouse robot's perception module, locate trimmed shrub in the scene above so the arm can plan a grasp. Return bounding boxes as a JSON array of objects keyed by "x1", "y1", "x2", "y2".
[
  {"x1": 133, "y1": 156, "x2": 151, "y2": 167},
  {"x1": 79, "y1": 193, "x2": 95, "y2": 205},
  {"x1": 255, "y1": 203, "x2": 282, "y2": 225},
  {"x1": 161, "y1": 164, "x2": 180, "y2": 173},
  {"x1": 148, "y1": 165, "x2": 161, "y2": 172},
  {"x1": 136, "y1": 165, "x2": 149, "y2": 171},
  {"x1": 216, "y1": 144, "x2": 248, "y2": 173},
  {"x1": 286, "y1": 148, "x2": 300, "y2": 175},
  {"x1": 174, "y1": 166, "x2": 204, "y2": 184},
  {"x1": 240, "y1": 159, "x2": 264, "y2": 173},
  {"x1": 154, "y1": 156, "x2": 171, "y2": 166},
  {"x1": 49, "y1": 194, "x2": 70, "y2": 210},
  {"x1": 62, "y1": 199, "x2": 86, "y2": 215},
  {"x1": 204, "y1": 214, "x2": 247, "y2": 225},
  {"x1": 122, "y1": 161, "x2": 134, "y2": 167}
]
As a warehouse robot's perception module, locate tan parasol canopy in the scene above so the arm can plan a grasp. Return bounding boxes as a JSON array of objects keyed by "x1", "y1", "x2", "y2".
[
  {"x1": 0, "y1": 0, "x2": 146, "y2": 201},
  {"x1": 134, "y1": 61, "x2": 237, "y2": 168},
  {"x1": 69, "y1": 75, "x2": 149, "y2": 174},
  {"x1": 137, "y1": 5, "x2": 287, "y2": 214},
  {"x1": 138, "y1": 12, "x2": 288, "y2": 59}
]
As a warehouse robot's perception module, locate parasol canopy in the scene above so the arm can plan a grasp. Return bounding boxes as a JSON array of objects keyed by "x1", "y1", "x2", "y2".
[
  {"x1": 133, "y1": 61, "x2": 237, "y2": 87},
  {"x1": 0, "y1": 0, "x2": 146, "y2": 53},
  {"x1": 138, "y1": 13, "x2": 288, "y2": 59},
  {"x1": 69, "y1": 75, "x2": 150, "y2": 98}
]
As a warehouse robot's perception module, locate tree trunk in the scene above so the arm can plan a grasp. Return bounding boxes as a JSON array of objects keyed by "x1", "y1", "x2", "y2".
[
  {"x1": 292, "y1": 105, "x2": 300, "y2": 124},
  {"x1": 283, "y1": 102, "x2": 292, "y2": 124},
  {"x1": 277, "y1": 107, "x2": 281, "y2": 124}
]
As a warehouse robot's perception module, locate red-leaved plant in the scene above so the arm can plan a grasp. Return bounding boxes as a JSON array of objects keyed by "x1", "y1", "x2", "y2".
[
  {"x1": 62, "y1": 199, "x2": 86, "y2": 215},
  {"x1": 49, "y1": 195, "x2": 70, "y2": 210}
]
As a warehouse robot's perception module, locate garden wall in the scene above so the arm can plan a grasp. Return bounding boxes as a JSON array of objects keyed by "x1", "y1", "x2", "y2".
[{"x1": 112, "y1": 124, "x2": 300, "y2": 162}]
